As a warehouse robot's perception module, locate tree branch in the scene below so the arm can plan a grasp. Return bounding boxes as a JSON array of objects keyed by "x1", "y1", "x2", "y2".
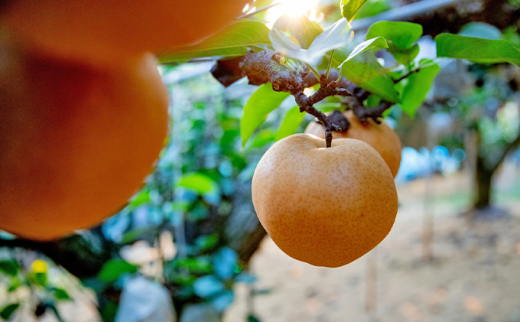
[
  {"x1": 238, "y1": 51, "x2": 397, "y2": 143},
  {"x1": 393, "y1": 68, "x2": 421, "y2": 84}
]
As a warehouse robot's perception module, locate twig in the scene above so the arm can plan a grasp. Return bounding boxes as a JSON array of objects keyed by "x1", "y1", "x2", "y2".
[
  {"x1": 344, "y1": 96, "x2": 393, "y2": 124},
  {"x1": 293, "y1": 75, "x2": 353, "y2": 147},
  {"x1": 239, "y1": 50, "x2": 397, "y2": 144},
  {"x1": 393, "y1": 67, "x2": 421, "y2": 84}
]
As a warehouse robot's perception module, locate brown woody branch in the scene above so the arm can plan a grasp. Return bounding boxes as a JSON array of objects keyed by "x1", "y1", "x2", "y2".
[{"x1": 238, "y1": 50, "x2": 397, "y2": 145}]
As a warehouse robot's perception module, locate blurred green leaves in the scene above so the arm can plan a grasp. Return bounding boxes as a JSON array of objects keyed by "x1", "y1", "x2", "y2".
[
  {"x1": 158, "y1": 20, "x2": 270, "y2": 63},
  {"x1": 276, "y1": 106, "x2": 306, "y2": 141},
  {"x1": 436, "y1": 34, "x2": 520, "y2": 66},
  {"x1": 367, "y1": 21, "x2": 423, "y2": 49},
  {"x1": 340, "y1": 36, "x2": 388, "y2": 63},
  {"x1": 341, "y1": 0, "x2": 369, "y2": 22},
  {"x1": 269, "y1": 18, "x2": 351, "y2": 66},
  {"x1": 366, "y1": 21, "x2": 422, "y2": 66},
  {"x1": 459, "y1": 22, "x2": 502, "y2": 40},
  {"x1": 400, "y1": 62, "x2": 441, "y2": 117},
  {"x1": 272, "y1": 14, "x2": 323, "y2": 49},
  {"x1": 53, "y1": 288, "x2": 71, "y2": 300},
  {"x1": 0, "y1": 261, "x2": 18, "y2": 276},
  {"x1": 241, "y1": 83, "x2": 290, "y2": 146},
  {"x1": 0, "y1": 303, "x2": 19, "y2": 320},
  {"x1": 177, "y1": 173, "x2": 218, "y2": 195},
  {"x1": 339, "y1": 49, "x2": 399, "y2": 102},
  {"x1": 97, "y1": 259, "x2": 137, "y2": 282}
]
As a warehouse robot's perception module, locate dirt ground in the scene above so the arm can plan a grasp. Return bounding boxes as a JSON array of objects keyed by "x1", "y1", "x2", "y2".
[{"x1": 225, "y1": 162, "x2": 520, "y2": 322}]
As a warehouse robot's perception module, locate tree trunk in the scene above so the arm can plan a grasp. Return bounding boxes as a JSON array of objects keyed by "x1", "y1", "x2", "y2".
[{"x1": 473, "y1": 155, "x2": 493, "y2": 210}]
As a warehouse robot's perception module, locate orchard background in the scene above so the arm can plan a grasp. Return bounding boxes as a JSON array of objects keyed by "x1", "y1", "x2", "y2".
[{"x1": 1, "y1": 0, "x2": 520, "y2": 321}]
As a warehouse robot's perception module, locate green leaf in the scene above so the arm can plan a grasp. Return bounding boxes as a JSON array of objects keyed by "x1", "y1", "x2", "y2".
[
  {"x1": 269, "y1": 18, "x2": 351, "y2": 66},
  {"x1": 0, "y1": 261, "x2": 18, "y2": 276},
  {"x1": 128, "y1": 190, "x2": 150, "y2": 209},
  {"x1": 459, "y1": 22, "x2": 502, "y2": 40},
  {"x1": 177, "y1": 173, "x2": 217, "y2": 195},
  {"x1": 170, "y1": 201, "x2": 190, "y2": 212},
  {"x1": 436, "y1": 33, "x2": 520, "y2": 66},
  {"x1": 53, "y1": 288, "x2": 71, "y2": 300},
  {"x1": 98, "y1": 260, "x2": 137, "y2": 282},
  {"x1": 34, "y1": 272, "x2": 47, "y2": 287},
  {"x1": 120, "y1": 227, "x2": 150, "y2": 244},
  {"x1": 340, "y1": 36, "x2": 388, "y2": 63},
  {"x1": 339, "y1": 49, "x2": 399, "y2": 102},
  {"x1": 247, "y1": 314, "x2": 261, "y2": 322},
  {"x1": 366, "y1": 21, "x2": 423, "y2": 49},
  {"x1": 365, "y1": 94, "x2": 382, "y2": 107},
  {"x1": 275, "y1": 106, "x2": 306, "y2": 141},
  {"x1": 389, "y1": 43, "x2": 420, "y2": 65},
  {"x1": 400, "y1": 63, "x2": 441, "y2": 117},
  {"x1": 174, "y1": 258, "x2": 212, "y2": 273},
  {"x1": 158, "y1": 20, "x2": 270, "y2": 63},
  {"x1": 341, "y1": 0, "x2": 369, "y2": 22},
  {"x1": 0, "y1": 303, "x2": 19, "y2": 320},
  {"x1": 247, "y1": 129, "x2": 276, "y2": 149},
  {"x1": 353, "y1": 0, "x2": 392, "y2": 20},
  {"x1": 241, "y1": 83, "x2": 290, "y2": 146},
  {"x1": 195, "y1": 234, "x2": 219, "y2": 252},
  {"x1": 8, "y1": 279, "x2": 21, "y2": 292},
  {"x1": 272, "y1": 14, "x2": 323, "y2": 49}
]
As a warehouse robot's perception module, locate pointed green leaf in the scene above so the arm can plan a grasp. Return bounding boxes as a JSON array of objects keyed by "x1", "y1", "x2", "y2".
[
  {"x1": 366, "y1": 21, "x2": 422, "y2": 49},
  {"x1": 247, "y1": 129, "x2": 276, "y2": 149},
  {"x1": 339, "y1": 49, "x2": 399, "y2": 102},
  {"x1": 341, "y1": 0, "x2": 369, "y2": 22},
  {"x1": 273, "y1": 14, "x2": 323, "y2": 49},
  {"x1": 436, "y1": 34, "x2": 520, "y2": 66},
  {"x1": 307, "y1": 18, "x2": 351, "y2": 54},
  {"x1": 275, "y1": 106, "x2": 306, "y2": 141},
  {"x1": 0, "y1": 303, "x2": 19, "y2": 320},
  {"x1": 269, "y1": 28, "x2": 306, "y2": 59},
  {"x1": 0, "y1": 261, "x2": 18, "y2": 276},
  {"x1": 128, "y1": 190, "x2": 150, "y2": 209},
  {"x1": 340, "y1": 36, "x2": 388, "y2": 63},
  {"x1": 34, "y1": 272, "x2": 47, "y2": 287},
  {"x1": 177, "y1": 173, "x2": 217, "y2": 195},
  {"x1": 366, "y1": 94, "x2": 382, "y2": 107},
  {"x1": 389, "y1": 43, "x2": 420, "y2": 65},
  {"x1": 354, "y1": 0, "x2": 392, "y2": 19},
  {"x1": 269, "y1": 18, "x2": 351, "y2": 66},
  {"x1": 400, "y1": 63, "x2": 441, "y2": 117},
  {"x1": 459, "y1": 22, "x2": 502, "y2": 40},
  {"x1": 53, "y1": 288, "x2": 71, "y2": 300},
  {"x1": 158, "y1": 20, "x2": 270, "y2": 63},
  {"x1": 241, "y1": 83, "x2": 290, "y2": 146},
  {"x1": 98, "y1": 260, "x2": 137, "y2": 282}
]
